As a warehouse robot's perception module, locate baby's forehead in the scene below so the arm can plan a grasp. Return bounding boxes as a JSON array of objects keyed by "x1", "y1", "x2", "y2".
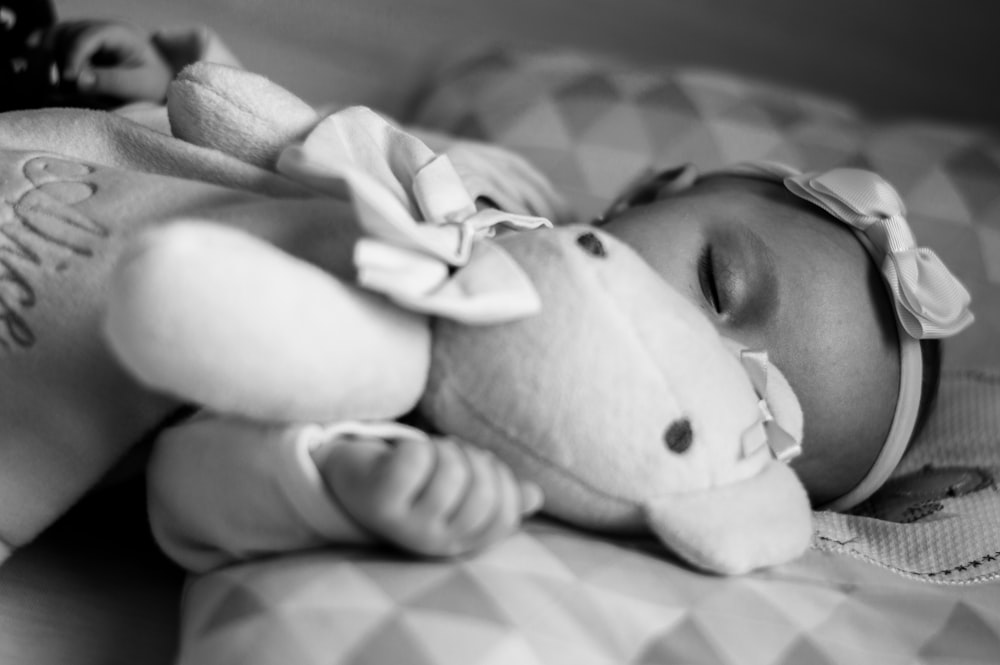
[
  {"x1": 665, "y1": 174, "x2": 853, "y2": 243},
  {"x1": 684, "y1": 174, "x2": 817, "y2": 215}
]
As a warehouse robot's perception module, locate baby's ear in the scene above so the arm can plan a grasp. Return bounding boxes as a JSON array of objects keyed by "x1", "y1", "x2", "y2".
[
  {"x1": 167, "y1": 62, "x2": 320, "y2": 169},
  {"x1": 643, "y1": 462, "x2": 813, "y2": 575}
]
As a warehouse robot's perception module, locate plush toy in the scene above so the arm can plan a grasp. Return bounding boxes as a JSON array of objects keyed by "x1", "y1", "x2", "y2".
[{"x1": 105, "y1": 63, "x2": 812, "y2": 575}]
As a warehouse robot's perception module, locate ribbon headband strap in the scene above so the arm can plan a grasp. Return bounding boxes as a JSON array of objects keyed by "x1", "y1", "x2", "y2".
[{"x1": 719, "y1": 162, "x2": 975, "y2": 340}]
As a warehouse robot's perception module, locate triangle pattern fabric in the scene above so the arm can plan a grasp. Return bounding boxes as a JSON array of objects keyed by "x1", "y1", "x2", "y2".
[
  {"x1": 399, "y1": 612, "x2": 518, "y2": 665},
  {"x1": 194, "y1": 584, "x2": 271, "y2": 639},
  {"x1": 918, "y1": 602, "x2": 1000, "y2": 662},
  {"x1": 499, "y1": 99, "x2": 575, "y2": 151},
  {"x1": 676, "y1": 71, "x2": 746, "y2": 117},
  {"x1": 580, "y1": 103, "x2": 653, "y2": 155},
  {"x1": 590, "y1": 586, "x2": 688, "y2": 662},
  {"x1": 904, "y1": 166, "x2": 974, "y2": 224},
  {"x1": 475, "y1": 633, "x2": 546, "y2": 665},
  {"x1": 708, "y1": 117, "x2": 784, "y2": 164},
  {"x1": 279, "y1": 608, "x2": 390, "y2": 664},
  {"x1": 638, "y1": 105, "x2": 701, "y2": 155},
  {"x1": 405, "y1": 567, "x2": 513, "y2": 625},
  {"x1": 976, "y1": 224, "x2": 1000, "y2": 284},
  {"x1": 635, "y1": 79, "x2": 701, "y2": 118},
  {"x1": 475, "y1": 528, "x2": 579, "y2": 580},
  {"x1": 774, "y1": 636, "x2": 838, "y2": 665},
  {"x1": 574, "y1": 143, "x2": 652, "y2": 199},
  {"x1": 342, "y1": 614, "x2": 437, "y2": 665},
  {"x1": 182, "y1": 613, "x2": 323, "y2": 665},
  {"x1": 635, "y1": 616, "x2": 731, "y2": 665},
  {"x1": 553, "y1": 72, "x2": 622, "y2": 138}
]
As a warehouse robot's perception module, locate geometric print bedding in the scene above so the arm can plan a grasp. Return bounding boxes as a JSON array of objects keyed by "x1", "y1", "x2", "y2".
[
  {"x1": 181, "y1": 517, "x2": 1000, "y2": 665},
  {"x1": 177, "y1": 49, "x2": 1000, "y2": 665}
]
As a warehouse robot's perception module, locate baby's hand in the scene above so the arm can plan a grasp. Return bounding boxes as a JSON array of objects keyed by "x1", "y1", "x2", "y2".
[
  {"x1": 45, "y1": 20, "x2": 173, "y2": 106},
  {"x1": 314, "y1": 434, "x2": 543, "y2": 557}
]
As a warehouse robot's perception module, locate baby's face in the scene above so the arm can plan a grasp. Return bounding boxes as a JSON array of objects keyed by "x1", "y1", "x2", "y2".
[{"x1": 599, "y1": 175, "x2": 900, "y2": 505}]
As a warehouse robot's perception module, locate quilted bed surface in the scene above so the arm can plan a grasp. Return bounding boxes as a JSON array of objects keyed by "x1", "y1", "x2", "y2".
[{"x1": 183, "y1": 518, "x2": 1000, "y2": 665}]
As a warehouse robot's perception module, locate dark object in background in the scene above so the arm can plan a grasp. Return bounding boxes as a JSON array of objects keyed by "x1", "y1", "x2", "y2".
[{"x1": 1, "y1": 0, "x2": 58, "y2": 111}]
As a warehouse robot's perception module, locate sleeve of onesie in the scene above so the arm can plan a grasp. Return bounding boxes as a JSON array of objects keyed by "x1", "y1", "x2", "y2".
[{"x1": 146, "y1": 414, "x2": 374, "y2": 573}]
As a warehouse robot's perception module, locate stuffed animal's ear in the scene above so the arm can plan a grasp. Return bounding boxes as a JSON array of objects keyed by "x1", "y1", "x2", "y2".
[
  {"x1": 105, "y1": 221, "x2": 431, "y2": 422},
  {"x1": 357, "y1": 236, "x2": 541, "y2": 325},
  {"x1": 167, "y1": 62, "x2": 320, "y2": 169},
  {"x1": 643, "y1": 462, "x2": 812, "y2": 575}
]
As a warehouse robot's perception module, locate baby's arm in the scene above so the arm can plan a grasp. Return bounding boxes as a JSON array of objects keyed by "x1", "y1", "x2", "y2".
[
  {"x1": 46, "y1": 20, "x2": 174, "y2": 106},
  {"x1": 43, "y1": 20, "x2": 240, "y2": 109},
  {"x1": 148, "y1": 416, "x2": 542, "y2": 572},
  {"x1": 147, "y1": 416, "x2": 374, "y2": 572}
]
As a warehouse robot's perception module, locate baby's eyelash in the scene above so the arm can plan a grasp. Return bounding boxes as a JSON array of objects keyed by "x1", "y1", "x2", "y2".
[{"x1": 697, "y1": 245, "x2": 721, "y2": 314}]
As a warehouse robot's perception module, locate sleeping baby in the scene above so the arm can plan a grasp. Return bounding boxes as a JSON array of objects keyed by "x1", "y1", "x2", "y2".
[{"x1": 0, "y1": 19, "x2": 973, "y2": 566}]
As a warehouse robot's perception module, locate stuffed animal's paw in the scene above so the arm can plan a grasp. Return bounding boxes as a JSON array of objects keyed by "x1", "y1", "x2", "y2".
[
  {"x1": 315, "y1": 434, "x2": 543, "y2": 557},
  {"x1": 167, "y1": 62, "x2": 320, "y2": 168}
]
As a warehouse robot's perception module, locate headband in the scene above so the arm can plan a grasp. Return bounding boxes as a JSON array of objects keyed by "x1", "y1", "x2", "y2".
[{"x1": 602, "y1": 161, "x2": 974, "y2": 510}]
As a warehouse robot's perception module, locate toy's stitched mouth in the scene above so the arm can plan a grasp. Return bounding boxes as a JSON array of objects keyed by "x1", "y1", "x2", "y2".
[{"x1": 433, "y1": 374, "x2": 636, "y2": 512}]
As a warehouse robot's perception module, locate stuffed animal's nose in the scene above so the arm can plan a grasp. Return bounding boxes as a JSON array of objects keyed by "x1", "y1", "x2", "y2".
[
  {"x1": 664, "y1": 418, "x2": 693, "y2": 453},
  {"x1": 576, "y1": 231, "x2": 607, "y2": 258}
]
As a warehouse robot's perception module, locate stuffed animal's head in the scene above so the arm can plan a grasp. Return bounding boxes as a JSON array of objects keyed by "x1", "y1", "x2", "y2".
[
  {"x1": 420, "y1": 225, "x2": 812, "y2": 574},
  {"x1": 148, "y1": 61, "x2": 812, "y2": 573}
]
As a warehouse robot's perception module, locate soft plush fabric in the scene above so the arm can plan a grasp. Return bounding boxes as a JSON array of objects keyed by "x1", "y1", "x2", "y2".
[
  {"x1": 170, "y1": 48, "x2": 1000, "y2": 665},
  {"x1": 0, "y1": 107, "x2": 338, "y2": 562}
]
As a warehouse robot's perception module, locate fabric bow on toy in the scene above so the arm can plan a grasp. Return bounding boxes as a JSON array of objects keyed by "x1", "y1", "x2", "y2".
[{"x1": 105, "y1": 63, "x2": 812, "y2": 575}]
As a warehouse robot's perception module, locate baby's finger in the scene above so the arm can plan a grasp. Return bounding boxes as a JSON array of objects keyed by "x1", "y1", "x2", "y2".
[
  {"x1": 444, "y1": 447, "x2": 506, "y2": 537},
  {"x1": 81, "y1": 60, "x2": 172, "y2": 102},
  {"x1": 411, "y1": 438, "x2": 471, "y2": 518},
  {"x1": 518, "y1": 479, "x2": 545, "y2": 515},
  {"x1": 459, "y1": 456, "x2": 527, "y2": 550},
  {"x1": 370, "y1": 436, "x2": 439, "y2": 509},
  {"x1": 57, "y1": 23, "x2": 130, "y2": 78},
  {"x1": 319, "y1": 435, "x2": 393, "y2": 494}
]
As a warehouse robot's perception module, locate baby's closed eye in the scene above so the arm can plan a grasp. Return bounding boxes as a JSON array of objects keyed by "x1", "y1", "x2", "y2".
[{"x1": 699, "y1": 226, "x2": 779, "y2": 328}]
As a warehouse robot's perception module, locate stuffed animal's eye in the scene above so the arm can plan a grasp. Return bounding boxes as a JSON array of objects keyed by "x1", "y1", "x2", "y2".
[
  {"x1": 576, "y1": 232, "x2": 607, "y2": 258},
  {"x1": 664, "y1": 418, "x2": 693, "y2": 453}
]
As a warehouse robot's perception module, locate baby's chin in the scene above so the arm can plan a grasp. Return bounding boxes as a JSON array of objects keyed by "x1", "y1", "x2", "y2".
[{"x1": 790, "y1": 365, "x2": 898, "y2": 508}]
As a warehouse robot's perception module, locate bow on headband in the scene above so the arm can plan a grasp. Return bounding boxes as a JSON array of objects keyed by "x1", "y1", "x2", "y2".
[
  {"x1": 274, "y1": 106, "x2": 552, "y2": 324},
  {"x1": 726, "y1": 162, "x2": 974, "y2": 340},
  {"x1": 738, "y1": 349, "x2": 803, "y2": 464}
]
